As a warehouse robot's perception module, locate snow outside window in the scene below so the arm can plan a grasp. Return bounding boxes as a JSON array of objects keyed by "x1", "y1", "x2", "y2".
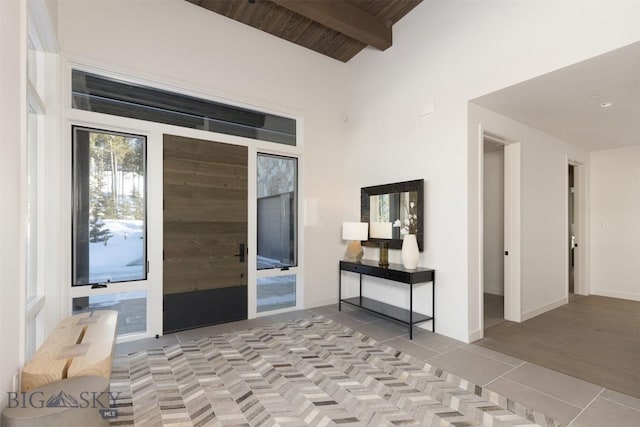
[{"x1": 72, "y1": 127, "x2": 147, "y2": 286}]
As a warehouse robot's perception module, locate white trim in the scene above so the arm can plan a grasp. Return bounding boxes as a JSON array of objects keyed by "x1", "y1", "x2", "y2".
[
  {"x1": 26, "y1": 295, "x2": 45, "y2": 320},
  {"x1": 296, "y1": 151, "x2": 305, "y2": 310},
  {"x1": 521, "y1": 296, "x2": 568, "y2": 321},
  {"x1": 257, "y1": 267, "x2": 301, "y2": 278},
  {"x1": 68, "y1": 281, "x2": 151, "y2": 299},
  {"x1": 477, "y1": 124, "x2": 485, "y2": 336},
  {"x1": 570, "y1": 161, "x2": 589, "y2": 296},
  {"x1": 27, "y1": 80, "x2": 46, "y2": 114},
  {"x1": 248, "y1": 145, "x2": 258, "y2": 318},
  {"x1": 307, "y1": 297, "x2": 339, "y2": 309},
  {"x1": 504, "y1": 142, "x2": 521, "y2": 322},
  {"x1": 468, "y1": 328, "x2": 483, "y2": 342},
  {"x1": 591, "y1": 289, "x2": 640, "y2": 302}
]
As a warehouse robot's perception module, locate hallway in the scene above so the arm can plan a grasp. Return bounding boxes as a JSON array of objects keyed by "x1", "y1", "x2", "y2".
[
  {"x1": 477, "y1": 295, "x2": 640, "y2": 398},
  {"x1": 484, "y1": 292, "x2": 505, "y2": 329}
]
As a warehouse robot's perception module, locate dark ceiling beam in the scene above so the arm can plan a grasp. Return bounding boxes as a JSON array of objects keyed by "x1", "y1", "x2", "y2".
[{"x1": 270, "y1": 0, "x2": 392, "y2": 51}]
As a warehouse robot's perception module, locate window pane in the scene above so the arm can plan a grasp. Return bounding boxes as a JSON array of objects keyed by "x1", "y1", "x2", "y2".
[
  {"x1": 72, "y1": 127, "x2": 147, "y2": 286},
  {"x1": 72, "y1": 291, "x2": 147, "y2": 336},
  {"x1": 257, "y1": 154, "x2": 297, "y2": 269},
  {"x1": 257, "y1": 275, "x2": 296, "y2": 313},
  {"x1": 72, "y1": 70, "x2": 296, "y2": 146}
]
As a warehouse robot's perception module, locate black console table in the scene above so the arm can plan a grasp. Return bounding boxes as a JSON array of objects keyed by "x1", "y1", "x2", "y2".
[{"x1": 339, "y1": 260, "x2": 436, "y2": 339}]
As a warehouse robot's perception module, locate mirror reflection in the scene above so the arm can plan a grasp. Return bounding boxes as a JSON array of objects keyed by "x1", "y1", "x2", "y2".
[{"x1": 369, "y1": 191, "x2": 418, "y2": 239}]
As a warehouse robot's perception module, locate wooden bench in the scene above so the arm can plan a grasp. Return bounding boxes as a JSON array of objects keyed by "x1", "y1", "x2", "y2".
[{"x1": 21, "y1": 310, "x2": 118, "y2": 392}]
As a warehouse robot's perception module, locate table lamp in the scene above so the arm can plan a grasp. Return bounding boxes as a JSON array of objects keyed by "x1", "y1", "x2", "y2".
[{"x1": 342, "y1": 222, "x2": 368, "y2": 262}]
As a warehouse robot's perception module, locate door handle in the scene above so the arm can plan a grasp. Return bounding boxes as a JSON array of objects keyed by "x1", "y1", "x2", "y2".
[{"x1": 234, "y1": 243, "x2": 246, "y2": 263}]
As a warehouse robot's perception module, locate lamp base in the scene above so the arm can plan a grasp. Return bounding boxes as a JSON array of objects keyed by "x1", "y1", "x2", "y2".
[
  {"x1": 344, "y1": 240, "x2": 364, "y2": 262},
  {"x1": 379, "y1": 241, "x2": 389, "y2": 267}
]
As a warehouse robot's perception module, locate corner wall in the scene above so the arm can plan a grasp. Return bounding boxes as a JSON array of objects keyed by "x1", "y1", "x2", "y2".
[
  {"x1": 345, "y1": 0, "x2": 640, "y2": 341},
  {"x1": 589, "y1": 145, "x2": 640, "y2": 300}
]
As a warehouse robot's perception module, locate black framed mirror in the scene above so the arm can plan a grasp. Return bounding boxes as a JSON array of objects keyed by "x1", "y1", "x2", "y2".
[{"x1": 361, "y1": 179, "x2": 424, "y2": 251}]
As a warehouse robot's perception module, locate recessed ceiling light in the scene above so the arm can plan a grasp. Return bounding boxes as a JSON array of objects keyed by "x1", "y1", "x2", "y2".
[{"x1": 600, "y1": 102, "x2": 613, "y2": 108}]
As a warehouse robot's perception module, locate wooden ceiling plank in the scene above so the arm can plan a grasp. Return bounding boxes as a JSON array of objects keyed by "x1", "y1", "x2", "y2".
[{"x1": 271, "y1": 0, "x2": 392, "y2": 51}]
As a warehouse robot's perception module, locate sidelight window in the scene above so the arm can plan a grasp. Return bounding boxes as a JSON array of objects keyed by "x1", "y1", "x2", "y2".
[
  {"x1": 72, "y1": 127, "x2": 147, "y2": 286},
  {"x1": 257, "y1": 154, "x2": 298, "y2": 312}
]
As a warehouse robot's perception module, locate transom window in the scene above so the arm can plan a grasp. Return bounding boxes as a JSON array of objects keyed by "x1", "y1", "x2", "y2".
[{"x1": 72, "y1": 70, "x2": 297, "y2": 146}]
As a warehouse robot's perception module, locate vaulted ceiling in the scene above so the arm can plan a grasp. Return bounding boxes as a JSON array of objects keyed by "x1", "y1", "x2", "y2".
[{"x1": 186, "y1": 0, "x2": 423, "y2": 62}]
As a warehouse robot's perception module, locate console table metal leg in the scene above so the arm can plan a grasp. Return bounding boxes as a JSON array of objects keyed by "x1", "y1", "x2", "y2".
[
  {"x1": 409, "y1": 280, "x2": 413, "y2": 340},
  {"x1": 338, "y1": 268, "x2": 342, "y2": 312},
  {"x1": 432, "y1": 278, "x2": 435, "y2": 333},
  {"x1": 359, "y1": 274, "x2": 362, "y2": 305}
]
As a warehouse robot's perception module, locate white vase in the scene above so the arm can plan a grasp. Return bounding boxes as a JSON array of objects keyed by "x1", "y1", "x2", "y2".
[{"x1": 401, "y1": 234, "x2": 419, "y2": 269}]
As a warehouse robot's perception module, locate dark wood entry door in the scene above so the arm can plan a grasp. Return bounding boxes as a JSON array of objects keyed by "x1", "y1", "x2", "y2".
[{"x1": 163, "y1": 134, "x2": 248, "y2": 333}]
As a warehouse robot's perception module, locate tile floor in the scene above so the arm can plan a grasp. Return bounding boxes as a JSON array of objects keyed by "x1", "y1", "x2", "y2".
[{"x1": 116, "y1": 304, "x2": 640, "y2": 426}]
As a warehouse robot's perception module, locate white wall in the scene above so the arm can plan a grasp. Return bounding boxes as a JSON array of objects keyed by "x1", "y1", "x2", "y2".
[
  {"x1": 44, "y1": 0, "x2": 58, "y2": 33},
  {"x1": 590, "y1": 146, "x2": 640, "y2": 300},
  {"x1": 483, "y1": 145, "x2": 504, "y2": 296},
  {"x1": 57, "y1": 0, "x2": 349, "y2": 310},
  {"x1": 0, "y1": 0, "x2": 27, "y2": 407},
  {"x1": 345, "y1": 0, "x2": 640, "y2": 341}
]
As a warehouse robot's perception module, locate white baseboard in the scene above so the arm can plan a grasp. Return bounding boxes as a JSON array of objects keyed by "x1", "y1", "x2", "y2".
[
  {"x1": 305, "y1": 297, "x2": 338, "y2": 309},
  {"x1": 468, "y1": 328, "x2": 483, "y2": 342},
  {"x1": 522, "y1": 296, "x2": 567, "y2": 321},
  {"x1": 591, "y1": 288, "x2": 640, "y2": 302}
]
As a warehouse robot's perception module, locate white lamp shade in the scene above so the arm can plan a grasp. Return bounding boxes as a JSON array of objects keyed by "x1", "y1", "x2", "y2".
[
  {"x1": 342, "y1": 222, "x2": 368, "y2": 241},
  {"x1": 370, "y1": 222, "x2": 393, "y2": 239}
]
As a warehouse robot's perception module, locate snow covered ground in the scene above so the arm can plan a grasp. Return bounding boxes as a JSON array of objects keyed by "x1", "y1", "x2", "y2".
[{"x1": 89, "y1": 219, "x2": 145, "y2": 284}]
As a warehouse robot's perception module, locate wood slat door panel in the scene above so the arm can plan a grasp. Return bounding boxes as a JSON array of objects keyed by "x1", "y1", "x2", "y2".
[
  {"x1": 164, "y1": 162, "x2": 248, "y2": 192},
  {"x1": 163, "y1": 138, "x2": 247, "y2": 165},
  {"x1": 163, "y1": 134, "x2": 248, "y2": 332}
]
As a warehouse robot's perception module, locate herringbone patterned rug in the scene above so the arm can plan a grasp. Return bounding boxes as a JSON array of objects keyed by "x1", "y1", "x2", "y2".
[{"x1": 110, "y1": 316, "x2": 559, "y2": 426}]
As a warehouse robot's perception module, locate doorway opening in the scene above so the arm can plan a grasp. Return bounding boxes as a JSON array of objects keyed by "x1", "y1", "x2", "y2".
[
  {"x1": 568, "y1": 164, "x2": 576, "y2": 297},
  {"x1": 483, "y1": 135, "x2": 506, "y2": 329},
  {"x1": 567, "y1": 161, "x2": 584, "y2": 300}
]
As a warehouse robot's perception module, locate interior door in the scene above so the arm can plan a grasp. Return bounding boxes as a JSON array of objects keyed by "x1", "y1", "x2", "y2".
[{"x1": 163, "y1": 134, "x2": 248, "y2": 333}]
